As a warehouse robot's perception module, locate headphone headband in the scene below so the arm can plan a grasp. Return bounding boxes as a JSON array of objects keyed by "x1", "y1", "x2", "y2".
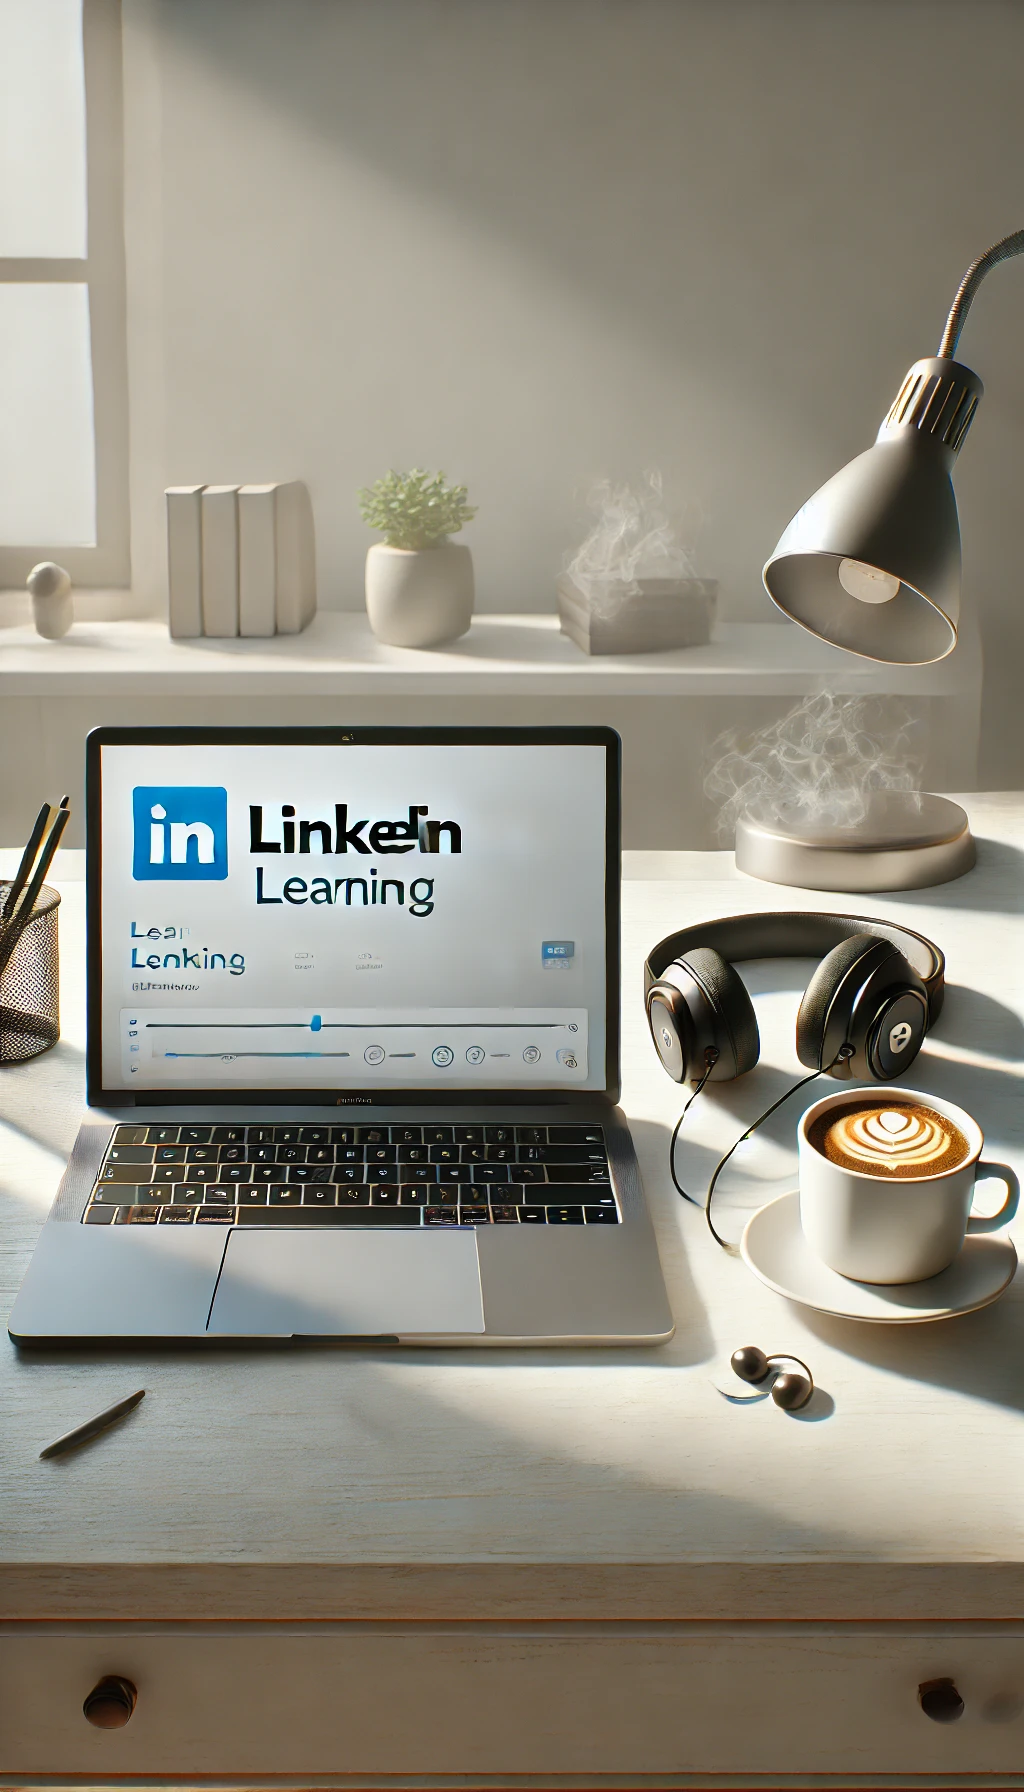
[{"x1": 645, "y1": 911, "x2": 944, "y2": 1025}]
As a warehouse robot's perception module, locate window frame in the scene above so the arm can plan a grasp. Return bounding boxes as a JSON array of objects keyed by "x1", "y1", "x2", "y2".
[{"x1": 0, "y1": 0, "x2": 129, "y2": 588}]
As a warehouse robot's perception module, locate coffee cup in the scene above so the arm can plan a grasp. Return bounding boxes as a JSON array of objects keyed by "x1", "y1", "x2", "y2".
[{"x1": 798, "y1": 1086, "x2": 1019, "y2": 1284}]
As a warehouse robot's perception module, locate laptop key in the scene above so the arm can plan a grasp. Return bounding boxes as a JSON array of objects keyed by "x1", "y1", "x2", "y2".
[
  {"x1": 459, "y1": 1187, "x2": 488, "y2": 1206},
  {"x1": 399, "y1": 1186, "x2": 429, "y2": 1205},
  {"x1": 544, "y1": 1166, "x2": 611, "y2": 1186},
  {"x1": 179, "y1": 1126, "x2": 212, "y2": 1144},
  {"x1": 146, "y1": 1125, "x2": 180, "y2": 1144},
  {"x1": 154, "y1": 1144, "x2": 187, "y2": 1163},
  {"x1": 434, "y1": 1188, "x2": 460, "y2": 1207},
  {"x1": 159, "y1": 1206, "x2": 196, "y2": 1222},
  {"x1": 423, "y1": 1125, "x2": 454, "y2": 1143},
  {"x1": 521, "y1": 1145, "x2": 608, "y2": 1165},
  {"x1": 276, "y1": 1144, "x2": 305, "y2": 1163},
  {"x1": 212, "y1": 1125, "x2": 247, "y2": 1143},
  {"x1": 547, "y1": 1207, "x2": 586, "y2": 1224},
  {"x1": 534, "y1": 1183, "x2": 610, "y2": 1203},
  {"x1": 185, "y1": 1164, "x2": 221, "y2": 1183},
  {"x1": 89, "y1": 1184, "x2": 143, "y2": 1204},
  {"x1": 305, "y1": 1145, "x2": 333, "y2": 1164},
  {"x1": 124, "y1": 1206, "x2": 160, "y2": 1224},
  {"x1": 237, "y1": 1206, "x2": 421, "y2": 1227},
  {"x1": 367, "y1": 1164, "x2": 398, "y2": 1184},
  {"x1": 269, "y1": 1186, "x2": 303, "y2": 1205},
  {"x1": 336, "y1": 1165, "x2": 369, "y2": 1185},
  {"x1": 548, "y1": 1126, "x2": 605, "y2": 1144},
  {"x1": 106, "y1": 1145, "x2": 154, "y2": 1164},
  {"x1": 585, "y1": 1207, "x2": 619, "y2": 1224},
  {"x1": 490, "y1": 1206, "x2": 521, "y2": 1223},
  {"x1": 251, "y1": 1164, "x2": 287, "y2": 1183},
  {"x1": 458, "y1": 1208, "x2": 491, "y2": 1225},
  {"x1": 113, "y1": 1125, "x2": 149, "y2": 1145},
  {"x1": 517, "y1": 1165, "x2": 546, "y2": 1184},
  {"x1": 270, "y1": 1126, "x2": 302, "y2": 1143},
  {"x1": 200, "y1": 1186, "x2": 235, "y2": 1203},
  {"x1": 131, "y1": 1187, "x2": 173, "y2": 1205},
  {"x1": 219, "y1": 1144, "x2": 247, "y2": 1163},
  {"x1": 174, "y1": 1187, "x2": 210, "y2": 1204},
  {"x1": 84, "y1": 1203, "x2": 117, "y2": 1223},
  {"x1": 235, "y1": 1187, "x2": 269, "y2": 1204},
  {"x1": 185, "y1": 1145, "x2": 218, "y2": 1163},
  {"x1": 519, "y1": 1207, "x2": 547, "y2": 1224},
  {"x1": 471, "y1": 1163, "x2": 510, "y2": 1182},
  {"x1": 356, "y1": 1126, "x2": 389, "y2": 1144},
  {"x1": 287, "y1": 1164, "x2": 332, "y2": 1183},
  {"x1": 391, "y1": 1125, "x2": 422, "y2": 1143},
  {"x1": 330, "y1": 1126, "x2": 357, "y2": 1144},
  {"x1": 397, "y1": 1144, "x2": 429, "y2": 1162},
  {"x1": 196, "y1": 1207, "x2": 235, "y2": 1223},
  {"x1": 301, "y1": 1186, "x2": 337, "y2": 1205},
  {"x1": 371, "y1": 1186, "x2": 400, "y2": 1205},
  {"x1": 365, "y1": 1145, "x2": 397, "y2": 1165},
  {"x1": 101, "y1": 1163, "x2": 153, "y2": 1183},
  {"x1": 298, "y1": 1126, "x2": 329, "y2": 1144},
  {"x1": 485, "y1": 1125, "x2": 517, "y2": 1143},
  {"x1": 515, "y1": 1126, "x2": 546, "y2": 1144},
  {"x1": 454, "y1": 1125, "x2": 484, "y2": 1143},
  {"x1": 336, "y1": 1185, "x2": 372, "y2": 1205},
  {"x1": 424, "y1": 1208, "x2": 458, "y2": 1225}
]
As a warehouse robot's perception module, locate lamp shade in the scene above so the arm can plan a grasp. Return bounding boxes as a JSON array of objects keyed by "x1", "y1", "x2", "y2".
[{"x1": 763, "y1": 357, "x2": 983, "y2": 664}]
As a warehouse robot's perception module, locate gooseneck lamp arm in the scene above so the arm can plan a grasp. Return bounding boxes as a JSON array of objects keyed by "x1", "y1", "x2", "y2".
[
  {"x1": 938, "y1": 229, "x2": 1024, "y2": 359},
  {"x1": 763, "y1": 229, "x2": 1024, "y2": 666}
]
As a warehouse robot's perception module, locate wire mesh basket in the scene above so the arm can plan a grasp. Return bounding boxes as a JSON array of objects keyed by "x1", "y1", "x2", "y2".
[{"x1": 0, "y1": 882, "x2": 60, "y2": 1063}]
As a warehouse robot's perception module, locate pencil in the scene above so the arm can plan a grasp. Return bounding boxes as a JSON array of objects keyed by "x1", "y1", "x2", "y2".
[{"x1": 39, "y1": 1389, "x2": 146, "y2": 1460}]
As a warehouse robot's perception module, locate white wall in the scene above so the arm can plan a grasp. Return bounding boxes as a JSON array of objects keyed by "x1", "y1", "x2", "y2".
[{"x1": 122, "y1": 0, "x2": 1024, "y2": 785}]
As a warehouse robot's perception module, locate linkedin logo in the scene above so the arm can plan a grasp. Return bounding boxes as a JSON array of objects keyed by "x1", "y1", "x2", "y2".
[{"x1": 132, "y1": 787, "x2": 228, "y2": 881}]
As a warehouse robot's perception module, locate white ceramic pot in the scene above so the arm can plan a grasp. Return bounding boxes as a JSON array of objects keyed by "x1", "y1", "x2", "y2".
[{"x1": 365, "y1": 542, "x2": 474, "y2": 648}]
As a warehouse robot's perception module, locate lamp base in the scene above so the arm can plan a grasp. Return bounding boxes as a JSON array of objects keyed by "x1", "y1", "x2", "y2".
[{"x1": 734, "y1": 792, "x2": 974, "y2": 893}]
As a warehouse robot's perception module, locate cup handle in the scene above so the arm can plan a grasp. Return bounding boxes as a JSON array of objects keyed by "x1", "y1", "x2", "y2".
[{"x1": 967, "y1": 1162, "x2": 1020, "y2": 1235}]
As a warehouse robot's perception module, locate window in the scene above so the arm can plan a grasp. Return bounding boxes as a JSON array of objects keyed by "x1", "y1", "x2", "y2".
[{"x1": 0, "y1": 0, "x2": 128, "y2": 586}]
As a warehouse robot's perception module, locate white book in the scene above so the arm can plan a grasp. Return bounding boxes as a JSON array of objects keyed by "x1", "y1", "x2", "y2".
[
  {"x1": 237, "y1": 485, "x2": 278, "y2": 638},
  {"x1": 200, "y1": 486, "x2": 240, "y2": 638},
  {"x1": 238, "y1": 483, "x2": 317, "y2": 638},
  {"x1": 165, "y1": 486, "x2": 204, "y2": 638},
  {"x1": 274, "y1": 481, "x2": 317, "y2": 635}
]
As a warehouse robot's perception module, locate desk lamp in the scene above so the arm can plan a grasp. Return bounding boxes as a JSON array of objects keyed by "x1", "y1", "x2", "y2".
[{"x1": 737, "y1": 230, "x2": 1024, "y2": 892}]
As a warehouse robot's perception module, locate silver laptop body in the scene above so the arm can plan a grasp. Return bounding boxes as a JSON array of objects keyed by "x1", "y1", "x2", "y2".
[{"x1": 10, "y1": 725, "x2": 672, "y2": 1346}]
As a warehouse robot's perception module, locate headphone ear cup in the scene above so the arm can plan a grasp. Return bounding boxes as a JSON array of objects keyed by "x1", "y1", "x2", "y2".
[
  {"x1": 796, "y1": 934, "x2": 885, "y2": 1070},
  {"x1": 681, "y1": 947, "x2": 760, "y2": 1079}
]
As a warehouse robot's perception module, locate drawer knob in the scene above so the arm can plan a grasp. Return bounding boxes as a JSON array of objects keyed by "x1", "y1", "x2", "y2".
[
  {"x1": 918, "y1": 1677, "x2": 965, "y2": 1723},
  {"x1": 83, "y1": 1676, "x2": 137, "y2": 1729}
]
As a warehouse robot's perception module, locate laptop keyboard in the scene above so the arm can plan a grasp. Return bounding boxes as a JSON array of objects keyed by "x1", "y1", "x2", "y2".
[{"x1": 82, "y1": 1122, "x2": 619, "y2": 1228}]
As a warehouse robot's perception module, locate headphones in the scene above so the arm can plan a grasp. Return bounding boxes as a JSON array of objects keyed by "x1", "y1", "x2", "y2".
[{"x1": 645, "y1": 912, "x2": 944, "y2": 1087}]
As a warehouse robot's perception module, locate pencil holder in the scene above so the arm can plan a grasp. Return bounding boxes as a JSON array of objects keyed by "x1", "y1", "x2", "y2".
[{"x1": 0, "y1": 882, "x2": 60, "y2": 1063}]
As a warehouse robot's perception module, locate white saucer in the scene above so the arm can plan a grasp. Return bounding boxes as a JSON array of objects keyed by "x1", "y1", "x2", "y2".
[{"x1": 741, "y1": 1191, "x2": 1017, "y2": 1324}]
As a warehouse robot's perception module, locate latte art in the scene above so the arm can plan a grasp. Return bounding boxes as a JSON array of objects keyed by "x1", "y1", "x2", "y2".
[{"x1": 807, "y1": 1101, "x2": 971, "y2": 1179}]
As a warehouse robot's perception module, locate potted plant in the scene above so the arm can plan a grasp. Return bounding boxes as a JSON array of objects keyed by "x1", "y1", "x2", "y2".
[{"x1": 358, "y1": 469, "x2": 476, "y2": 647}]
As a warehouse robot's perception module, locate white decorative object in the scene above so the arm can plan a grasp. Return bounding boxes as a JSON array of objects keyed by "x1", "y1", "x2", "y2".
[
  {"x1": 27, "y1": 562, "x2": 73, "y2": 640},
  {"x1": 365, "y1": 542, "x2": 474, "y2": 648},
  {"x1": 199, "y1": 486, "x2": 240, "y2": 639},
  {"x1": 165, "y1": 487, "x2": 204, "y2": 639},
  {"x1": 238, "y1": 482, "x2": 316, "y2": 638},
  {"x1": 562, "y1": 471, "x2": 713, "y2": 654}
]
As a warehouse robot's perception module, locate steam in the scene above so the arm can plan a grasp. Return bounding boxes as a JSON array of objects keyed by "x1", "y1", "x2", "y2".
[
  {"x1": 704, "y1": 691, "x2": 925, "y2": 842},
  {"x1": 566, "y1": 470, "x2": 698, "y2": 616}
]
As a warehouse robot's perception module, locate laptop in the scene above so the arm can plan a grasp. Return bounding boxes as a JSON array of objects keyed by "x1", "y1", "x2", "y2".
[{"x1": 9, "y1": 725, "x2": 673, "y2": 1346}]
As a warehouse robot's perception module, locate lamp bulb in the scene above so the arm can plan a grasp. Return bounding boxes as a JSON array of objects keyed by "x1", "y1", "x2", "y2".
[{"x1": 838, "y1": 558, "x2": 900, "y2": 605}]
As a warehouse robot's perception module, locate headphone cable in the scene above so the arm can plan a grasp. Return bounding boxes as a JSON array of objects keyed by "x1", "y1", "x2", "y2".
[
  {"x1": 668, "y1": 1048, "x2": 720, "y2": 1206},
  {"x1": 704, "y1": 1044, "x2": 854, "y2": 1248}
]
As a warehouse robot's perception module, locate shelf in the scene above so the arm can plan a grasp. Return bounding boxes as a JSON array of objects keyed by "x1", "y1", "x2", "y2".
[{"x1": 0, "y1": 612, "x2": 979, "y2": 698}]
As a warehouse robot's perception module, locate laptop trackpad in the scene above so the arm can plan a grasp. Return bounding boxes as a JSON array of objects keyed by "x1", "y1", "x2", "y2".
[{"x1": 208, "y1": 1229, "x2": 484, "y2": 1336}]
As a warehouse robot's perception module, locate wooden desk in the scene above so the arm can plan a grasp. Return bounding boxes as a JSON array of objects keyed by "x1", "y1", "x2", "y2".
[{"x1": 2, "y1": 795, "x2": 1023, "y2": 1786}]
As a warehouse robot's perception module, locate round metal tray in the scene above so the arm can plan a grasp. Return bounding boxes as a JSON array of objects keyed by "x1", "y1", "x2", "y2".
[{"x1": 734, "y1": 792, "x2": 975, "y2": 893}]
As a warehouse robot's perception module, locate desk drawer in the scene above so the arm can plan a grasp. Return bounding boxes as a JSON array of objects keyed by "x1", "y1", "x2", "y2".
[{"x1": 2, "y1": 1624, "x2": 1024, "y2": 1776}]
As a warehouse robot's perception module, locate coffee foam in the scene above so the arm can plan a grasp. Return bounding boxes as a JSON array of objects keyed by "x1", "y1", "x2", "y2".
[{"x1": 807, "y1": 1100, "x2": 971, "y2": 1179}]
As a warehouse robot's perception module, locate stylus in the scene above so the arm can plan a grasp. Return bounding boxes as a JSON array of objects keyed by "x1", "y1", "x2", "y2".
[
  {"x1": 39, "y1": 1389, "x2": 146, "y2": 1460},
  {"x1": 0, "y1": 801, "x2": 70, "y2": 981},
  {"x1": 0, "y1": 801, "x2": 52, "y2": 926}
]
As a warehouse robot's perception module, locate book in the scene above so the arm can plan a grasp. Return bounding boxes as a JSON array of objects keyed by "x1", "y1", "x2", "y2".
[
  {"x1": 237, "y1": 482, "x2": 316, "y2": 638},
  {"x1": 200, "y1": 486, "x2": 240, "y2": 638},
  {"x1": 237, "y1": 486, "x2": 277, "y2": 638},
  {"x1": 165, "y1": 486, "x2": 204, "y2": 638}
]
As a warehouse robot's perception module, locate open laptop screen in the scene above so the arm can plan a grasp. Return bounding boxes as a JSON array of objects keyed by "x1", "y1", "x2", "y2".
[{"x1": 88, "y1": 728, "x2": 618, "y2": 1102}]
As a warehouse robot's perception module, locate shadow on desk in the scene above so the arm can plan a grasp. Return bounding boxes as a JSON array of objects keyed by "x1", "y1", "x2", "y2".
[
  {"x1": 802, "y1": 1282, "x2": 1024, "y2": 1415},
  {"x1": 883, "y1": 835, "x2": 1024, "y2": 916}
]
